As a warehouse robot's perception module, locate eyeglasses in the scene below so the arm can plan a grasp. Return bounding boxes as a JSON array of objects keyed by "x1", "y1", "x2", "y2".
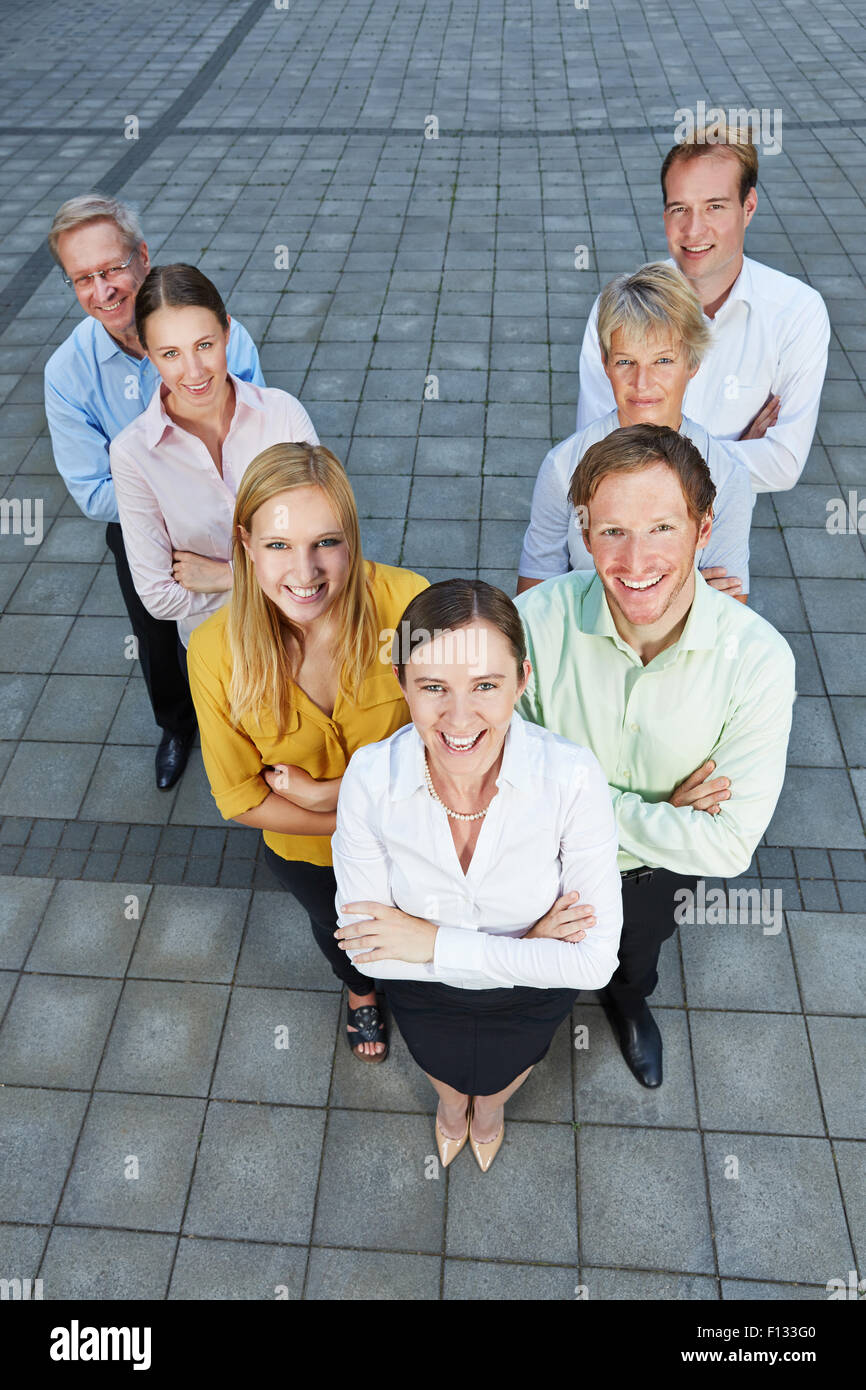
[{"x1": 62, "y1": 247, "x2": 139, "y2": 290}]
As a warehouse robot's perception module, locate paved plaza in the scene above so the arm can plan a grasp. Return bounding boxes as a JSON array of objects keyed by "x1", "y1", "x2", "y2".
[{"x1": 0, "y1": 0, "x2": 864, "y2": 1300}]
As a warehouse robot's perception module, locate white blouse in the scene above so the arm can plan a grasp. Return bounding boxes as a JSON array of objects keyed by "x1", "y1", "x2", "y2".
[{"x1": 331, "y1": 712, "x2": 623, "y2": 992}]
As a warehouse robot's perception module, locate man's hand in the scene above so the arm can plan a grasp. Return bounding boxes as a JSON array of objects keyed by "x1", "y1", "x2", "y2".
[
  {"x1": 524, "y1": 890, "x2": 596, "y2": 944},
  {"x1": 335, "y1": 903, "x2": 438, "y2": 964},
  {"x1": 171, "y1": 551, "x2": 232, "y2": 593},
  {"x1": 739, "y1": 392, "x2": 780, "y2": 441},
  {"x1": 263, "y1": 764, "x2": 341, "y2": 812},
  {"x1": 669, "y1": 759, "x2": 730, "y2": 815},
  {"x1": 700, "y1": 565, "x2": 743, "y2": 597}
]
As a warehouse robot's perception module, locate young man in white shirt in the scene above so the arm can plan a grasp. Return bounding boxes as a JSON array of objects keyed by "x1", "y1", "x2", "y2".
[{"x1": 576, "y1": 125, "x2": 830, "y2": 494}]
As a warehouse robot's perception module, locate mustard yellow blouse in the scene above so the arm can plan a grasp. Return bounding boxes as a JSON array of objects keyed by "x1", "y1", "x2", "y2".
[{"x1": 187, "y1": 561, "x2": 429, "y2": 866}]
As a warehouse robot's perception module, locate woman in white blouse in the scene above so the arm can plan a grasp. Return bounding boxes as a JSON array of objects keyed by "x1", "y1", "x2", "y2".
[
  {"x1": 332, "y1": 579, "x2": 623, "y2": 1171},
  {"x1": 109, "y1": 264, "x2": 318, "y2": 651}
]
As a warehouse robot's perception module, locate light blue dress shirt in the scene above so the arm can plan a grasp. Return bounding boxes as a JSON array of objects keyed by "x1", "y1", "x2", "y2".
[{"x1": 44, "y1": 315, "x2": 265, "y2": 523}]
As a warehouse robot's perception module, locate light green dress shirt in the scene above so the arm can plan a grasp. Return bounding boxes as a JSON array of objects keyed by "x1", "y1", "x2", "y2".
[{"x1": 515, "y1": 569, "x2": 796, "y2": 878}]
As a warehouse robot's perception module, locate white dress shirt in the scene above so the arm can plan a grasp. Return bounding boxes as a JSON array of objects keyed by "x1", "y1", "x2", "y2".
[
  {"x1": 519, "y1": 409, "x2": 753, "y2": 591},
  {"x1": 331, "y1": 712, "x2": 623, "y2": 992},
  {"x1": 576, "y1": 256, "x2": 830, "y2": 494},
  {"x1": 109, "y1": 375, "x2": 318, "y2": 646}
]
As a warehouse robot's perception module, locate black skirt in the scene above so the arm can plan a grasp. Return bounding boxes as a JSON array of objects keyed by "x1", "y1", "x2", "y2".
[{"x1": 382, "y1": 977, "x2": 578, "y2": 1095}]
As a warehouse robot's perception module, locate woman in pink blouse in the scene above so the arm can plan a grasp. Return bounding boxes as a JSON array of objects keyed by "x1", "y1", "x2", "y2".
[{"x1": 109, "y1": 264, "x2": 318, "y2": 651}]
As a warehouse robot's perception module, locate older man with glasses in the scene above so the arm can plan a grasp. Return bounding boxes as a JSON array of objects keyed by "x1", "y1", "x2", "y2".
[{"x1": 44, "y1": 194, "x2": 264, "y2": 788}]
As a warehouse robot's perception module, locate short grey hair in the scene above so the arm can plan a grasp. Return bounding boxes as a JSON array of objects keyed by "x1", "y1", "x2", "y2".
[
  {"x1": 597, "y1": 261, "x2": 711, "y2": 371},
  {"x1": 48, "y1": 194, "x2": 144, "y2": 266}
]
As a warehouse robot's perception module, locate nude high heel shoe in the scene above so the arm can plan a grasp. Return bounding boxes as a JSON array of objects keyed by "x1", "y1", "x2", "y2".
[
  {"x1": 435, "y1": 1102, "x2": 470, "y2": 1167},
  {"x1": 468, "y1": 1100, "x2": 505, "y2": 1172}
]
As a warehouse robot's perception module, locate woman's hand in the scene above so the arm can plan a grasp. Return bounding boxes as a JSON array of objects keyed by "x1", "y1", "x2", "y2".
[
  {"x1": 171, "y1": 551, "x2": 232, "y2": 593},
  {"x1": 524, "y1": 890, "x2": 596, "y2": 944},
  {"x1": 263, "y1": 764, "x2": 342, "y2": 812},
  {"x1": 335, "y1": 903, "x2": 438, "y2": 964},
  {"x1": 700, "y1": 566, "x2": 743, "y2": 597}
]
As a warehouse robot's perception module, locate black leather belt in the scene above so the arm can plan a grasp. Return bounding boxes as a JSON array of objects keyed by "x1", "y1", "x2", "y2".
[{"x1": 621, "y1": 866, "x2": 655, "y2": 884}]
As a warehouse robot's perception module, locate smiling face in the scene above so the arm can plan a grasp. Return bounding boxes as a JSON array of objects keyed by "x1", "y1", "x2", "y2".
[
  {"x1": 663, "y1": 150, "x2": 757, "y2": 301},
  {"x1": 239, "y1": 484, "x2": 352, "y2": 628},
  {"x1": 603, "y1": 326, "x2": 697, "y2": 431},
  {"x1": 583, "y1": 461, "x2": 712, "y2": 641},
  {"x1": 55, "y1": 218, "x2": 149, "y2": 340},
  {"x1": 398, "y1": 619, "x2": 530, "y2": 785},
  {"x1": 141, "y1": 304, "x2": 230, "y2": 411}
]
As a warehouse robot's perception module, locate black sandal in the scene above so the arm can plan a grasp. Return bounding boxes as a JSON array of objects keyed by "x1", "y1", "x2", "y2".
[{"x1": 346, "y1": 1001, "x2": 389, "y2": 1064}]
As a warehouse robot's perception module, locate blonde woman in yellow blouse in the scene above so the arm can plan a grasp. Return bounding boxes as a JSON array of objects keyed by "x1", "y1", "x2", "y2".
[{"x1": 187, "y1": 442, "x2": 427, "y2": 1061}]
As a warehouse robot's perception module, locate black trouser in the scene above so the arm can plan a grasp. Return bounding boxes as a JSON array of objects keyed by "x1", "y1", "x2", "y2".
[
  {"x1": 606, "y1": 867, "x2": 698, "y2": 1014},
  {"x1": 105, "y1": 521, "x2": 197, "y2": 740},
  {"x1": 262, "y1": 845, "x2": 373, "y2": 994}
]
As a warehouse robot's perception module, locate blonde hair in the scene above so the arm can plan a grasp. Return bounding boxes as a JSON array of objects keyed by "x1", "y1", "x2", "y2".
[
  {"x1": 661, "y1": 122, "x2": 758, "y2": 204},
  {"x1": 597, "y1": 262, "x2": 710, "y2": 371},
  {"x1": 227, "y1": 443, "x2": 378, "y2": 733}
]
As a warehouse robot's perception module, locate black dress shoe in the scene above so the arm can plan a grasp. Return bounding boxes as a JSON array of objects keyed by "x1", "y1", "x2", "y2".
[
  {"x1": 599, "y1": 992, "x2": 663, "y2": 1088},
  {"x1": 155, "y1": 731, "x2": 194, "y2": 790}
]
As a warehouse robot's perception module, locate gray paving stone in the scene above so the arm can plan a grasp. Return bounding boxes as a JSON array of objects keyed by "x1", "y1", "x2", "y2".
[
  {"x1": 0, "y1": 1086, "x2": 88, "y2": 1222},
  {"x1": 52, "y1": 616, "x2": 134, "y2": 676},
  {"x1": 97, "y1": 980, "x2": 229, "y2": 1097},
  {"x1": 307, "y1": 1247, "x2": 440, "y2": 1300},
  {"x1": 443, "y1": 1259, "x2": 581, "y2": 1299},
  {"x1": 0, "y1": 1223, "x2": 49, "y2": 1281},
  {"x1": 446, "y1": 1120, "x2": 577, "y2": 1264},
  {"x1": 26, "y1": 879, "x2": 151, "y2": 977},
  {"x1": 581, "y1": 1268, "x2": 718, "y2": 1300},
  {"x1": 787, "y1": 912, "x2": 866, "y2": 1014},
  {"x1": 787, "y1": 696, "x2": 844, "y2": 766},
  {"x1": 79, "y1": 564, "x2": 127, "y2": 617},
  {"x1": 127, "y1": 883, "x2": 247, "y2": 983},
  {"x1": 235, "y1": 888, "x2": 340, "y2": 992},
  {"x1": 831, "y1": 697, "x2": 866, "y2": 766},
  {"x1": 0, "y1": 875, "x2": 55, "y2": 969},
  {"x1": 691, "y1": 1011, "x2": 824, "y2": 1136},
  {"x1": 169, "y1": 1237, "x2": 307, "y2": 1300},
  {"x1": 720, "y1": 1279, "x2": 830, "y2": 1300},
  {"x1": 23, "y1": 674, "x2": 126, "y2": 742},
  {"x1": 404, "y1": 518, "x2": 477, "y2": 567},
  {"x1": 107, "y1": 681, "x2": 162, "y2": 745},
  {"x1": 0, "y1": 973, "x2": 120, "y2": 1088},
  {"x1": 39, "y1": 1226, "x2": 176, "y2": 1300},
  {"x1": 800, "y1": 579, "x2": 866, "y2": 633},
  {"x1": 808, "y1": 1016, "x2": 866, "y2": 1139},
  {"x1": 579, "y1": 1126, "x2": 714, "y2": 1273},
  {"x1": 814, "y1": 633, "x2": 866, "y2": 695},
  {"x1": 58, "y1": 1091, "x2": 205, "y2": 1232},
  {"x1": 314, "y1": 1109, "x2": 444, "y2": 1254},
  {"x1": 783, "y1": 529, "x2": 866, "y2": 579},
  {"x1": 834, "y1": 1140, "x2": 866, "y2": 1273},
  {"x1": 4, "y1": 562, "x2": 95, "y2": 615},
  {"x1": 765, "y1": 767, "x2": 865, "y2": 849},
  {"x1": 78, "y1": 745, "x2": 175, "y2": 825},
  {"x1": 28, "y1": 518, "x2": 107, "y2": 564},
  {"x1": 680, "y1": 912, "x2": 800, "y2": 1012},
  {"x1": 706, "y1": 1133, "x2": 853, "y2": 1283},
  {"x1": 573, "y1": 1004, "x2": 697, "y2": 1127},
  {"x1": 0, "y1": 674, "x2": 43, "y2": 740},
  {"x1": 409, "y1": 474, "x2": 481, "y2": 520},
  {"x1": 0, "y1": 614, "x2": 72, "y2": 673},
  {"x1": 211, "y1": 987, "x2": 339, "y2": 1106},
  {"x1": 414, "y1": 436, "x2": 483, "y2": 476},
  {"x1": 184, "y1": 1100, "x2": 325, "y2": 1244},
  {"x1": 481, "y1": 474, "x2": 536, "y2": 521}
]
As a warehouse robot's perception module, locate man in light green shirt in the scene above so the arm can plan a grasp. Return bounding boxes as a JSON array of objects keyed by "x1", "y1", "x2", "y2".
[{"x1": 515, "y1": 423, "x2": 795, "y2": 1087}]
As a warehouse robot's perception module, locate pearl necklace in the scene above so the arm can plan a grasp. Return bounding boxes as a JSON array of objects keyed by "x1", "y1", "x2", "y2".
[{"x1": 423, "y1": 752, "x2": 492, "y2": 822}]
